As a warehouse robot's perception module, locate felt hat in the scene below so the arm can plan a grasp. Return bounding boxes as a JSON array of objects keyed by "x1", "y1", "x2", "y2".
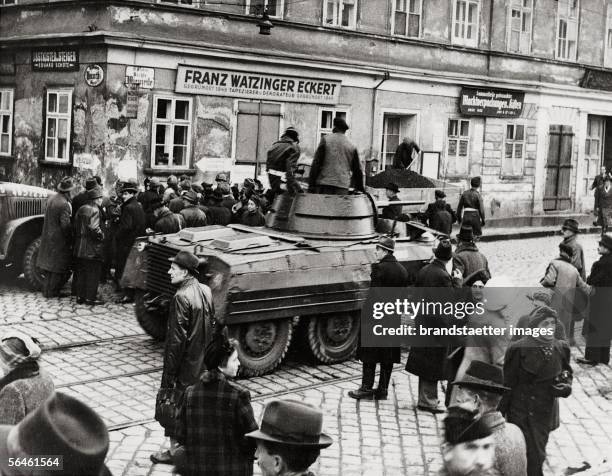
[
  {"x1": 87, "y1": 186, "x2": 104, "y2": 201},
  {"x1": 452, "y1": 360, "x2": 510, "y2": 394},
  {"x1": 433, "y1": 239, "x2": 453, "y2": 261},
  {"x1": 377, "y1": 236, "x2": 395, "y2": 252},
  {"x1": 444, "y1": 405, "x2": 492, "y2": 445},
  {"x1": 385, "y1": 182, "x2": 399, "y2": 193},
  {"x1": 183, "y1": 190, "x2": 198, "y2": 204},
  {"x1": 168, "y1": 250, "x2": 202, "y2": 275},
  {"x1": 457, "y1": 225, "x2": 474, "y2": 242},
  {"x1": 246, "y1": 400, "x2": 333, "y2": 448},
  {"x1": 333, "y1": 117, "x2": 349, "y2": 132},
  {"x1": 121, "y1": 181, "x2": 139, "y2": 194},
  {"x1": 57, "y1": 177, "x2": 76, "y2": 192},
  {"x1": 599, "y1": 233, "x2": 612, "y2": 251},
  {"x1": 435, "y1": 189, "x2": 446, "y2": 199},
  {"x1": 0, "y1": 393, "x2": 111, "y2": 476},
  {"x1": 85, "y1": 177, "x2": 98, "y2": 191},
  {"x1": 561, "y1": 219, "x2": 579, "y2": 234},
  {"x1": 284, "y1": 126, "x2": 299, "y2": 142},
  {"x1": 470, "y1": 176, "x2": 482, "y2": 188}
]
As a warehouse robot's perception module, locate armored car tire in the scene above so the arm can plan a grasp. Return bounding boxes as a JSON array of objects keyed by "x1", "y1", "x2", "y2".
[
  {"x1": 23, "y1": 238, "x2": 45, "y2": 291},
  {"x1": 304, "y1": 312, "x2": 360, "y2": 364},
  {"x1": 134, "y1": 290, "x2": 169, "y2": 341}
]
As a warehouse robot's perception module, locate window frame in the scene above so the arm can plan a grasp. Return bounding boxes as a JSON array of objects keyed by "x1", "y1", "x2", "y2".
[
  {"x1": 316, "y1": 107, "x2": 351, "y2": 149},
  {"x1": 150, "y1": 95, "x2": 193, "y2": 170},
  {"x1": 392, "y1": 0, "x2": 423, "y2": 38},
  {"x1": 506, "y1": 0, "x2": 533, "y2": 54},
  {"x1": 245, "y1": 0, "x2": 284, "y2": 19},
  {"x1": 0, "y1": 0, "x2": 17, "y2": 6},
  {"x1": 556, "y1": 0, "x2": 579, "y2": 61},
  {"x1": 44, "y1": 89, "x2": 72, "y2": 163},
  {"x1": 0, "y1": 88, "x2": 14, "y2": 157},
  {"x1": 323, "y1": 0, "x2": 358, "y2": 29},
  {"x1": 502, "y1": 123, "x2": 526, "y2": 177},
  {"x1": 445, "y1": 118, "x2": 470, "y2": 177},
  {"x1": 451, "y1": 0, "x2": 480, "y2": 48},
  {"x1": 157, "y1": 0, "x2": 194, "y2": 6}
]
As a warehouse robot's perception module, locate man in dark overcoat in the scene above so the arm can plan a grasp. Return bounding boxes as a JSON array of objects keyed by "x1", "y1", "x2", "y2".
[
  {"x1": 453, "y1": 225, "x2": 491, "y2": 281},
  {"x1": 349, "y1": 236, "x2": 409, "y2": 401},
  {"x1": 37, "y1": 176, "x2": 77, "y2": 298},
  {"x1": 456, "y1": 177, "x2": 485, "y2": 238},
  {"x1": 405, "y1": 239, "x2": 462, "y2": 413},
  {"x1": 266, "y1": 126, "x2": 302, "y2": 199},
  {"x1": 577, "y1": 233, "x2": 612, "y2": 365},
  {"x1": 180, "y1": 190, "x2": 207, "y2": 227},
  {"x1": 381, "y1": 182, "x2": 403, "y2": 220},
  {"x1": 424, "y1": 190, "x2": 456, "y2": 235},
  {"x1": 115, "y1": 181, "x2": 146, "y2": 303}
]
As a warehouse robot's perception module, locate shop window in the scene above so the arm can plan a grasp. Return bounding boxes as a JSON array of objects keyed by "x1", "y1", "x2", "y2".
[
  {"x1": 151, "y1": 96, "x2": 192, "y2": 169},
  {"x1": 556, "y1": 0, "x2": 579, "y2": 60},
  {"x1": 0, "y1": 89, "x2": 13, "y2": 156},
  {"x1": 317, "y1": 108, "x2": 349, "y2": 144},
  {"x1": 246, "y1": 0, "x2": 283, "y2": 18},
  {"x1": 507, "y1": 0, "x2": 532, "y2": 54},
  {"x1": 446, "y1": 119, "x2": 470, "y2": 176},
  {"x1": 502, "y1": 124, "x2": 525, "y2": 176},
  {"x1": 393, "y1": 0, "x2": 422, "y2": 37},
  {"x1": 235, "y1": 101, "x2": 281, "y2": 166},
  {"x1": 452, "y1": 0, "x2": 479, "y2": 47},
  {"x1": 45, "y1": 90, "x2": 72, "y2": 162},
  {"x1": 324, "y1": 0, "x2": 357, "y2": 29}
]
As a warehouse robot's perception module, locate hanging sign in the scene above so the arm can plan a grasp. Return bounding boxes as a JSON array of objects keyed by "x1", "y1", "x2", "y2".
[
  {"x1": 32, "y1": 48, "x2": 79, "y2": 72},
  {"x1": 125, "y1": 66, "x2": 155, "y2": 89},
  {"x1": 126, "y1": 85, "x2": 140, "y2": 118},
  {"x1": 175, "y1": 65, "x2": 341, "y2": 104},
  {"x1": 84, "y1": 65, "x2": 104, "y2": 87},
  {"x1": 459, "y1": 87, "x2": 524, "y2": 118}
]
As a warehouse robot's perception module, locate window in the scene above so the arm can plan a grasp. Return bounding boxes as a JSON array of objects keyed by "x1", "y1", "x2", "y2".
[
  {"x1": 0, "y1": 89, "x2": 13, "y2": 156},
  {"x1": 246, "y1": 0, "x2": 283, "y2": 18},
  {"x1": 45, "y1": 90, "x2": 72, "y2": 162},
  {"x1": 157, "y1": 1, "x2": 193, "y2": 5},
  {"x1": 317, "y1": 108, "x2": 348, "y2": 143},
  {"x1": 0, "y1": 1, "x2": 17, "y2": 6},
  {"x1": 584, "y1": 117, "x2": 604, "y2": 195},
  {"x1": 324, "y1": 0, "x2": 357, "y2": 28},
  {"x1": 393, "y1": 0, "x2": 422, "y2": 37},
  {"x1": 151, "y1": 96, "x2": 192, "y2": 169},
  {"x1": 556, "y1": 0, "x2": 579, "y2": 60},
  {"x1": 452, "y1": 0, "x2": 479, "y2": 47},
  {"x1": 502, "y1": 124, "x2": 525, "y2": 176},
  {"x1": 605, "y1": 5, "x2": 612, "y2": 67},
  {"x1": 446, "y1": 119, "x2": 470, "y2": 175},
  {"x1": 507, "y1": 0, "x2": 532, "y2": 54}
]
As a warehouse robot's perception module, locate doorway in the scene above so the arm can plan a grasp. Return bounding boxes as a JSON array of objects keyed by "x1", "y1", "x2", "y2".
[
  {"x1": 381, "y1": 113, "x2": 417, "y2": 170},
  {"x1": 543, "y1": 125, "x2": 573, "y2": 211}
]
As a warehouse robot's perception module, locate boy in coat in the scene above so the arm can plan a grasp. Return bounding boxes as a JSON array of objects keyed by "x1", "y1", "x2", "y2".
[
  {"x1": 349, "y1": 236, "x2": 409, "y2": 400},
  {"x1": 424, "y1": 190, "x2": 457, "y2": 235}
]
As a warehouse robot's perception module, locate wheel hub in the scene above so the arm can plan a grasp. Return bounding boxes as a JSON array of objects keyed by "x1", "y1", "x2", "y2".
[
  {"x1": 323, "y1": 313, "x2": 354, "y2": 346},
  {"x1": 243, "y1": 321, "x2": 278, "y2": 357}
]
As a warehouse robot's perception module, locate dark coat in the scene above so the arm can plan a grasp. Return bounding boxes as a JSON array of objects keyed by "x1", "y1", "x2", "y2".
[
  {"x1": 178, "y1": 370, "x2": 257, "y2": 476},
  {"x1": 266, "y1": 137, "x2": 302, "y2": 194},
  {"x1": 427, "y1": 204, "x2": 455, "y2": 235},
  {"x1": 240, "y1": 210, "x2": 266, "y2": 227},
  {"x1": 73, "y1": 202, "x2": 104, "y2": 261},
  {"x1": 381, "y1": 196, "x2": 403, "y2": 220},
  {"x1": 37, "y1": 192, "x2": 73, "y2": 273},
  {"x1": 221, "y1": 196, "x2": 237, "y2": 212},
  {"x1": 457, "y1": 188, "x2": 485, "y2": 227},
  {"x1": 71, "y1": 190, "x2": 89, "y2": 219},
  {"x1": 585, "y1": 253, "x2": 612, "y2": 344},
  {"x1": 116, "y1": 196, "x2": 146, "y2": 251},
  {"x1": 208, "y1": 205, "x2": 232, "y2": 225},
  {"x1": 168, "y1": 195, "x2": 185, "y2": 214},
  {"x1": 357, "y1": 254, "x2": 409, "y2": 364},
  {"x1": 180, "y1": 205, "x2": 207, "y2": 227},
  {"x1": 453, "y1": 242, "x2": 491, "y2": 281},
  {"x1": 0, "y1": 364, "x2": 55, "y2": 425},
  {"x1": 154, "y1": 208, "x2": 185, "y2": 234},
  {"x1": 562, "y1": 235, "x2": 586, "y2": 280}
]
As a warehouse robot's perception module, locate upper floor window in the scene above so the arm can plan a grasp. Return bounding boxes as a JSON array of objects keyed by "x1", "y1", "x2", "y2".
[
  {"x1": 0, "y1": 89, "x2": 13, "y2": 156},
  {"x1": 507, "y1": 0, "x2": 532, "y2": 54},
  {"x1": 45, "y1": 90, "x2": 72, "y2": 162},
  {"x1": 452, "y1": 0, "x2": 479, "y2": 47},
  {"x1": 556, "y1": 0, "x2": 579, "y2": 60},
  {"x1": 605, "y1": 4, "x2": 612, "y2": 67},
  {"x1": 502, "y1": 124, "x2": 525, "y2": 176},
  {"x1": 446, "y1": 119, "x2": 470, "y2": 176},
  {"x1": 0, "y1": 0, "x2": 17, "y2": 6},
  {"x1": 151, "y1": 96, "x2": 192, "y2": 169},
  {"x1": 246, "y1": 0, "x2": 283, "y2": 18},
  {"x1": 317, "y1": 108, "x2": 349, "y2": 144},
  {"x1": 393, "y1": 0, "x2": 422, "y2": 37},
  {"x1": 324, "y1": 0, "x2": 357, "y2": 29}
]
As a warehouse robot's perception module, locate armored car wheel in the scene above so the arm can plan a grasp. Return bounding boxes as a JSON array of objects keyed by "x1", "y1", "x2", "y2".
[
  {"x1": 23, "y1": 238, "x2": 45, "y2": 291},
  {"x1": 231, "y1": 317, "x2": 297, "y2": 377},
  {"x1": 305, "y1": 312, "x2": 360, "y2": 364},
  {"x1": 134, "y1": 290, "x2": 170, "y2": 341}
]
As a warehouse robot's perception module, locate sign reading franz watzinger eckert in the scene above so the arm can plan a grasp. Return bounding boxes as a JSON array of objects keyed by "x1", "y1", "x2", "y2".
[
  {"x1": 32, "y1": 48, "x2": 79, "y2": 72},
  {"x1": 175, "y1": 65, "x2": 341, "y2": 104},
  {"x1": 460, "y1": 87, "x2": 524, "y2": 117}
]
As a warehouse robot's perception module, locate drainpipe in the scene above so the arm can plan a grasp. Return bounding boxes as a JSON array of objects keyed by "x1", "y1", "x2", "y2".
[{"x1": 369, "y1": 71, "x2": 391, "y2": 174}]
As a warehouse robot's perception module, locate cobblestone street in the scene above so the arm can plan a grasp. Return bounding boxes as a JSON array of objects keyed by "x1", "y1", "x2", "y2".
[{"x1": 0, "y1": 233, "x2": 611, "y2": 475}]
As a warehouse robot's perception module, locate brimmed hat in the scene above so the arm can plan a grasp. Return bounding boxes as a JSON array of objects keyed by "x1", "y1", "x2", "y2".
[
  {"x1": 435, "y1": 189, "x2": 446, "y2": 199},
  {"x1": 470, "y1": 176, "x2": 482, "y2": 188},
  {"x1": 434, "y1": 239, "x2": 453, "y2": 261},
  {"x1": 377, "y1": 236, "x2": 395, "y2": 252},
  {"x1": 600, "y1": 233, "x2": 612, "y2": 251},
  {"x1": 216, "y1": 173, "x2": 228, "y2": 183},
  {"x1": 246, "y1": 400, "x2": 333, "y2": 448},
  {"x1": 85, "y1": 177, "x2": 98, "y2": 191},
  {"x1": 333, "y1": 117, "x2": 349, "y2": 132},
  {"x1": 385, "y1": 182, "x2": 399, "y2": 193},
  {"x1": 452, "y1": 360, "x2": 509, "y2": 394},
  {"x1": 183, "y1": 190, "x2": 198, "y2": 204},
  {"x1": 57, "y1": 177, "x2": 76, "y2": 192},
  {"x1": 168, "y1": 250, "x2": 202, "y2": 275},
  {"x1": 87, "y1": 186, "x2": 103, "y2": 201},
  {"x1": 457, "y1": 225, "x2": 474, "y2": 242},
  {"x1": 0, "y1": 331, "x2": 42, "y2": 378},
  {"x1": 561, "y1": 219, "x2": 579, "y2": 234},
  {"x1": 121, "y1": 181, "x2": 139, "y2": 194},
  {"x1": 284, "y1": 126, "x2": 299, "y2": 142},
  {"x1": 444, "y1": 405, "x2": 492, "y2": 445},
  {"x1": 0, "y1": 393, "x2": 111, "y2": 476}
]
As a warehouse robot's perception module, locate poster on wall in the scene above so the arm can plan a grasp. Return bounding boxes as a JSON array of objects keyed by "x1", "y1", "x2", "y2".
[
  {"x1": 459, "y1": 87, "x2": 524, "y2": 117},
  {"x1": 126, "y1": 85, "x2": 140, "y2": 118},
  {"x1": 175, "y1": 65, "x2": 341, "y2": 105},
  {"x1": 125, "y1": 66, "x2": 154, "y2": 89},
  {"x1": 32, "y1": 48, "x2": 79, "y2": 71}
]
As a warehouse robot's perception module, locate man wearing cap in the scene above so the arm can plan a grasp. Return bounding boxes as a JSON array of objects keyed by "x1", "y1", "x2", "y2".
[
  {"x1": 309, "y1": 117, "x2": 365, "y2": 195},
  {"x1": 452, "y1": 361, "x2": 527, "y2": 476},
  {"x1": 152, "y1": 250, "x2": 215, "y2": 465},
  {"x1": 73, "y1": 186, "x2": 105, "y2": 305},
  {"x1": 350, "y1": 236, "x2": 408, "y2": 400},
  {"x1": 267, "y1": 127, "x2": 303, "y2": 199},
  {"x1": 392, "y1": 136, "x2": 421, "y2": 170},
  {"x1": 453, "y1": 225, "x2": 491, "y2": 282},
  {"x1": 578, "y1": 233, "x2": 612, "y2": 365},
  {"x1": 0, "y1": 392, "x2": 112, "y2": 475},
  {"x1": 180, "y1": 190, "x2": 207, "y2": 227},
  {"x1": 150, "y1": 198, "x2": 185, "y2": 234},
  {"x1": 37, "y1": 176, "x2": 77, "y2": 298},
  {"x1": 560, "y1": 219, "x2": 585, "y2": 279},
  {"x1": 424, "y1": 190, "x2": 457, "y2": 235},
  {"x1": 457, "y1": 177, "x2": 486, "y2": 239},
  {"x1": 246, "y1": 399, "x2": 332, "y2": 476},
  {"x1": 381, "y1": 182, "x2": 403, "y2": 220},
  {"x1": 71, "y1": 176, "x2": 99, "y2": 219},
  {"x1": 115, "y1": 181, "x2": 146, "y2": 303}
]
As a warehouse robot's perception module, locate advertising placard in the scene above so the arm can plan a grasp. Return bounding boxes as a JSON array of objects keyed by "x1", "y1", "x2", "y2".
[
  {"x1": 125, "y1": 66, "x2": 155, "y2": 89},
  {"x1": 32, "y1": 48, "x2": 79, "y2": 72},
  {"x1": 459, "y1": 87, "x2": 524, "y2": 117}
]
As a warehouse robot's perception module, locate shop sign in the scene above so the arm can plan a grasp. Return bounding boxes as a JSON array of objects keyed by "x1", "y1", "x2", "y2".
[
  {"x1": 175, "y1": 65, "x2": 341, "y2": 105},
  {"x1": 32, "y1": 48, "x2": 79, "y2": 72},
  {"x1": 84, "y1": 65, "x2": 104, "y2": 87},
  {"x1": 459, "y1": 87, "x2": 524, "y2": 117},
  {"x1": 126, "y1": 85, "x2": 140, "y2": 119},
  {"x1": 125, "y1": 66, "x2": 155, "y2": 89}
]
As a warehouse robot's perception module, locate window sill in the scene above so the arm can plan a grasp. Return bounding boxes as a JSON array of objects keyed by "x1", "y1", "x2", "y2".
[
  {"x1": 444, "y1": 175, "x2": 469, "y2": 180},
  {"x1": 143, "y1": 167, "x2": 196, "y2": 176},
  {"x1": 39, "y1": 160, "x2": 72, "y2": 168},
  {"x1": 499, "y1": 174, "x2": 525, "y2": 181}
]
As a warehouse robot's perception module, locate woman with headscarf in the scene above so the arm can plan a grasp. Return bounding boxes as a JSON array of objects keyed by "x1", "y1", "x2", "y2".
[
  {"x1": 501, "y1": 306, "x2": 573, "y2": 476},
  {"x1": 0, "y1": 332, "x2": 55, "y2": 424}
]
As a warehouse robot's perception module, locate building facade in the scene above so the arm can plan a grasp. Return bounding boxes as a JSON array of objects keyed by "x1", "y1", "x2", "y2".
[{"x1": 2, "y1": 0, "x2": 612, "y2": 220}]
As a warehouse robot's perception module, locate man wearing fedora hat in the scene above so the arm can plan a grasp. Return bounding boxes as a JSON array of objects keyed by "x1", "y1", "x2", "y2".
[
  {"x1": 349, "y1": 236, "x2": 408, "y2": 400},
  {"x1": 0, "y1": 392, "x2": 112, "y2": 475},
  {"x1": 381, "y1": 182, "x2": 403, "y2": 220},
  {"x1": 560, "y1": 219, "x2": 585, "y2": 279},
  {"x1": 424, "y1": 190, "x2": 457, "y2": 235},
  {"x1": 453, "y1": 225, "x2": 490, "y2": 283},
  {"x1": 452, "y1": 361, "x2": 527, "y2": 476},
  {"x1": 246, "y1": 400, "x2": 332, "y2": 476},
  {"x1": 37, "y1": 176, "x2": 78, "y2": 298},
  {"x1": 267, "y1": 127, "x2": 303, "y2": 199},
  {"x1": 152, "y1": 250, "x2": 215, "y2": 465}
]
